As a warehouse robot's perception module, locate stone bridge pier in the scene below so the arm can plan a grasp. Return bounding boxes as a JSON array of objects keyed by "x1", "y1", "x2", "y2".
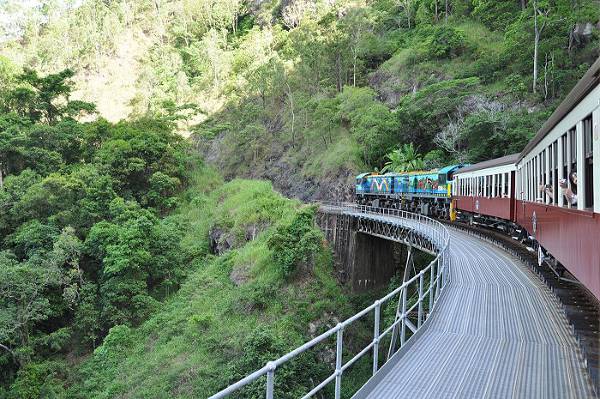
[{"x1": 316, "y1": 211, "x2": 409, "y2": 292}]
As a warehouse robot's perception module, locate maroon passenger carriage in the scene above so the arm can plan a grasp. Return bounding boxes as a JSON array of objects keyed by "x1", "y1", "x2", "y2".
[
  {"x1": 453, "y1": 153, "x2": 519, "y2": 224},
  {"x1": 453, "y1": 56, "x2": 600, "y2": 302}
]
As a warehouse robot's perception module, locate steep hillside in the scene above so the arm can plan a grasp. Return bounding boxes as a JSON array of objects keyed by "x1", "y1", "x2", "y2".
[
  {"x1": 0, "y1": 68, "x2": 373, "y2": 398},
  {"x1": 2, "y1": 0, "x2": 598, "y2": 201},
  {"x1": 68, "y1": 177, "x2": 361, "y2": 399},
  {"x1": 1, "y1": 1, "x2": 599, "y2": 398}
]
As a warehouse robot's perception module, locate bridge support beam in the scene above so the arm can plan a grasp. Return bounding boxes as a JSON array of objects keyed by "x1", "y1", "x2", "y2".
[{"x1": 317, "y1": 211, "x2": 404, "y2": 292}]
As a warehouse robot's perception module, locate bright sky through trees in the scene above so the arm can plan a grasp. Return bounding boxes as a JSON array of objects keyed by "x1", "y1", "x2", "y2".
[{"x1": 0, "y1": 0, "x2": 83, "y2": 41}]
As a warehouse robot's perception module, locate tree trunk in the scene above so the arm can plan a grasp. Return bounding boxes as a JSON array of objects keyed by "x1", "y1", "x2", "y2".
[
  {"x1": 533, "y1": 29, "x2": 539, "y2": 94},
  {"x1": 286, "y1": 82, "x2": 295, "y2": 148},
  {"x1": 403, "y1": 0, "x2": 412, "y2": 29},
  {"x1": 543, "y1": 53, "x2": 549, "y2": 100},
  {"x1": 532, "y1": 3, "x2": 547, "y2": 95},
  {"x1": 568, "y1": 27, "x2": 574, "y2": 54},
  {"x1": 521, "y1": 0, "x2": 527, "y2": 11},
  {"x1": 551, "y1": 53, "x2": 555, "y2": 98},
  {"x1": 533, "y1": 3, "x2": 540, "y2": 94},
  {"x1": 0, "y1": 164, "x2": 3, "y2": 189},
  {"x1": 445, "y1": 0, "x2": 449, "y2": 23},
  {"x1": 353, "y1": 52, "x2": 357, "y2": 87}
]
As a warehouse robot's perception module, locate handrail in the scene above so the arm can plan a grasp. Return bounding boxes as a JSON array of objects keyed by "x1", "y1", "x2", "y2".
[{"x1": 209, "y1": 203, "x2": 451, "y2": 399}]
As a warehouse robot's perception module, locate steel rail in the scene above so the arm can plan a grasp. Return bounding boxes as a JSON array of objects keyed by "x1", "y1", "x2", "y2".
[{"x1": 208, "y1": 203, "x2": 450, "y2": 399}]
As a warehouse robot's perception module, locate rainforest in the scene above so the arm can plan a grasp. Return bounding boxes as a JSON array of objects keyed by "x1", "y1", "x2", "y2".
[{"x1": 0, "y1": 0, "x2": 598, "y2": 398}]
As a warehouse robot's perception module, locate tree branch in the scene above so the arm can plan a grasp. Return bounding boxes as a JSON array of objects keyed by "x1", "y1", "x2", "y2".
[{"x1": 0, "y1": 343, "x2": 16, "y2": 359}]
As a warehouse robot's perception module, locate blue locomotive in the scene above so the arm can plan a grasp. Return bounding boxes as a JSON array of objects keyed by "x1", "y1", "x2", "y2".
[{"x1": 355, "y1": 165, "x2": 465, "y2": 217}]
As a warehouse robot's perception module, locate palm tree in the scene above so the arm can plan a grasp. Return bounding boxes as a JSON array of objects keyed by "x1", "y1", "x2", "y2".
[{"x1": 381, "y1": 143, "x2": 425, "y2": 173}]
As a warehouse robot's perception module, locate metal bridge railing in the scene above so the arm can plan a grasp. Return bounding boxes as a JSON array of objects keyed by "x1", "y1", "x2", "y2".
[{"x1": 208, "y1": 203, "x2": 451, "y2": 399}]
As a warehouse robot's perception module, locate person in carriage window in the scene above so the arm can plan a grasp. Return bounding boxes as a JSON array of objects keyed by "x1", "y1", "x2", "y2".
[
  {"x1": 559, "y1": 171, "x2": 577, "y2": 206},
  {"x1": 538, "y1": 184, "x2": 554, "y2": 201}
]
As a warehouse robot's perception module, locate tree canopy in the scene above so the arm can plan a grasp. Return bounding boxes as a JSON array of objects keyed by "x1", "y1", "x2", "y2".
[{"x1": 0, "y1": 68, "x2": 194, "y2": 396}]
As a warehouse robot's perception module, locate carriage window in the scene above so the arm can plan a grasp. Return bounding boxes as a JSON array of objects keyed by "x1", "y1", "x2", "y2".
[
  {"x1": 494, "y1": 174, "x2": 498, "y2": 197},
  {"x1": 569, "y1": 128, "x2": 577, "y2": 172},
  {"x1": 532, "y1": 159, "x2": 536, "y2": 201},
  {"x1": 541, "y1": 151, "x2": 546, "y2": 202},
  {"x1": 561, "y1": 133, "x2": 568, "y2": 197},
  {"x1": 529, "y1": 160, "x2": 533, "y2": 201},
  {"x1": 484, "y1": 175, "x2": 488, "y2": 196},
  {"x1": 531, "y1": 160, "x2": 535, "y2": 201},
  {"x1": 562, "y1": 133, "x2": 567, "y2": 170},
  {"x1": 539, "y1": 153, "x2": 543, "y2": 201},
  {"x1": 547, "y1": 146, "x2": 552, "y2": 203},
  {"x1": 553, "y1": 141, "x2": 558, "y2": 204},
  {"x1": 584, "y1": 115, "x2": 593, "y2": 208},
  {"x1": 496, "y1": 174, "x2": 501, "y2": 197},
  {"x1": 523, "y1": 162, "x2": 531, "y2": 201}
]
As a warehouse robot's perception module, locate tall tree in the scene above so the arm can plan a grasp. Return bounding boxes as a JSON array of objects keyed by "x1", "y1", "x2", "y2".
[
  {"x1": 395, "y1": 0, "x2": 416, "y2": 28},
  {"x1": 532, "y1": 0, "x2": 549, "y2": 94}
]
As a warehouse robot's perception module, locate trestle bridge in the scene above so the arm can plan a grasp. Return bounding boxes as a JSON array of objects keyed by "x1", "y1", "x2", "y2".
[{"x1": 209, "y1": 204, "x2": 597, "y2": 399}]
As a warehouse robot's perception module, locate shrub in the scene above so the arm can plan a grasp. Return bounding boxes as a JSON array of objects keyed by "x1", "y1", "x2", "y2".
[
  {"x1": 267, "y1": 207, "x2": 323, "y2": 279},
  {"x1": 231, "y1": 326, "x2": 328, "y2": 399},
  {"x1": 8, "y1": 361, "x2": 67, "y2": 399},
  {"x1": 420, "y1": 26, "x2": 466, "y2": 59}
]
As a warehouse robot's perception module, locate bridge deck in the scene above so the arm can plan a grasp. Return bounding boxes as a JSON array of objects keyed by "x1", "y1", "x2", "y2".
[{"x1": 351, "y1": 216, "x2": 595, "y2": 398}]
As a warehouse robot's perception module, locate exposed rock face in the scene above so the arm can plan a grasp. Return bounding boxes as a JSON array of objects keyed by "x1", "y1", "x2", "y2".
[
  {"x1": 259, "y1": 158, "x2": 354, "y2": 203},
  {"x1": 230, "y1": 263, "x2": 251, "y2": 286},
  {"x1": 208, "y1": 227, "x2": 235, "y2": 255},
  {"x1": 570, "y1": 22, "x2": 597, "y2": 48},
  {"x1": 308, "y1": 313, "x2": 340, "y2": 366},
  {"x1": 209, "y1": 222, "x2": 272, "y2": 256},
  {"x1": 196, "y1": 134, "x2": 356, "y2": 204}
]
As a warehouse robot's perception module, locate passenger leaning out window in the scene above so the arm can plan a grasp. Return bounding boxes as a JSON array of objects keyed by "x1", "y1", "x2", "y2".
[
  {"x1": 559, "y1": 171, "x2": 577, "y2": 206},
  {"x1": 538, "y1": 184, "x2": 553, "y2": 201}
]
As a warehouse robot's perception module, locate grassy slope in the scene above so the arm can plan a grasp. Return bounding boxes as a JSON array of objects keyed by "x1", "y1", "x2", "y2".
[{"x1": 69, "y1": 165, "x2": 355, "y2": 398}]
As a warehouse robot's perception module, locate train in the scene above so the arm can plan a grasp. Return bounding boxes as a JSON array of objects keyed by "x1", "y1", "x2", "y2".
[
  {"x1": 355, "y1": 56, "x2": 600, "y2": 303},
  {"x1": 354, "y1": 165, "x2": 465, "y2": 218}
]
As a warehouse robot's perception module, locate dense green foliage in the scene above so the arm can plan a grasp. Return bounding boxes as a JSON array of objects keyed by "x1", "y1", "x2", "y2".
[
  {"x1": 0, "y1": 69, "x2": 196, "y2": 397},
  {"x1": 268, "y1": 207, "x2": 324, "y2": 278},
  {"x1": 3, "y1": 0, "x2": 598, "y2": 185},
  {"x1": 66, "y1": 179, "x2": 355, "y2": 399},
  {"x1": 183, "y1": 0, "x2": 596, "y2": 180},
  {"x1": 382, "y1": 143, "x2": 426, "y2": 172},
  {"x1": 0, "y1": 67, "x2": 361, "y2": 399},
  {"x1": 1, "y1": 0, "x2": 599, "y2": 397}
]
